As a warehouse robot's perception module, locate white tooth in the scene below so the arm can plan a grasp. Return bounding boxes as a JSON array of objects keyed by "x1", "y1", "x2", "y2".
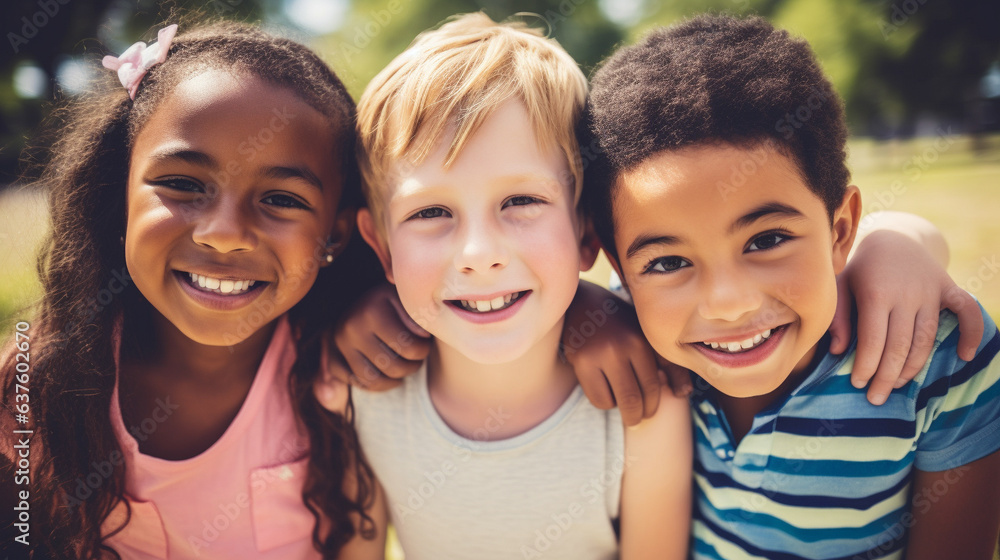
[
  {"x1": 753, "y1": 334, "x2": 762, "y2": 344},
  {"x1": 189, "y1": 272, "x2": 197, "y2": 283},
  {"x1": 710, "y1": 342, "x2": 720, "y2": 349},
  {"x1": 198, "y1": 275, "x2": 208, "y2": 288},
  {"x1": 205, "y1": 277, "x2": 220, "y2": 290},
  {"x1": 462, "y1": 300, "x2": 473, "y2": 310},
  {"x1": 740, "y1": 338, "x2": 755, "y2": 349},
  {"x1": 240, "y1": 280, "x2": 249, "y2": 291},
  {"x1": 504, "y1": 294, "x2": 512, "y2": 304},
  {"x1": 249, "y1": 280, "x2": 256, "y2": 287},
  {"x1": 476, "y1": 300, "x2": 491, "y2": 312},
  {"x1": 727, "y1": 341, "x2": 742, "y2": 352},
  {"x1": 762, "y1": 329, "x2": 772, "y2": 339},
  {"x1": 490, "y1": 296, "x2": 505, "y2": 310},
  {"x1": 219, "y1": 280, "x2": 235, "y2": 294}
]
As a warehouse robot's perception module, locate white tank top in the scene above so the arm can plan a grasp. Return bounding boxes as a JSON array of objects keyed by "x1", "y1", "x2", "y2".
[{"x1": 353, "y1": 364, "x2": 625, "y2": 560}]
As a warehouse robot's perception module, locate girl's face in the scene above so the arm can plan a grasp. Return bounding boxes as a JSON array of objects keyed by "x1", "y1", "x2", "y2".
[{"x1": 125, "y1": 69, "x2": 352, "y2": 346}]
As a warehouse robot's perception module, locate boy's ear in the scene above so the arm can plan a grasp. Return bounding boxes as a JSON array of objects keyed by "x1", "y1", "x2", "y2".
[
  {"x1": 357, "y1": 208, "x2": 395, "y2": 284},
  {"x1": 578, "y1": 219, "x2": 601, "y2": 272},
  {"x1": 831, "y1": 185, "x2": 862, "y2": 274}
]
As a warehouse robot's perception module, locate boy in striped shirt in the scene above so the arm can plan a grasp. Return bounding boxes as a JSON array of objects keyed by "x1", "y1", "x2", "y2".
[{"x1": 582, "y1": 14, "x2": 1000, "y2": 560}]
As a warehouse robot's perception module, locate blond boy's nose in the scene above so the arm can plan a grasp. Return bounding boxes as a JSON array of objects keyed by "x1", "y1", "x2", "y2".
[{"x1": 455, "y1": 220, "x2": 509, "y2": 273}]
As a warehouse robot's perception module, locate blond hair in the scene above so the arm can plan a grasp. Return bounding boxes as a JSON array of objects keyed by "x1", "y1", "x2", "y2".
[{"x1": 356, "y1": 12, "x2": 588, "y2": 226}]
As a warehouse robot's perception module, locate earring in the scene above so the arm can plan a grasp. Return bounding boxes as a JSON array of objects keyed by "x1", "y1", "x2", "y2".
[
  {"x1": 119, "y1": 235, "x2": 125, "y2": 246},
  {"x1": 324, "y1": 241, "x2": 341, "y2": 263}
]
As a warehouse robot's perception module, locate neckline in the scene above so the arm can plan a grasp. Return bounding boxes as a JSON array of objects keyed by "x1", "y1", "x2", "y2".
[
  {"x1": 110, "y1": 315, "x2": 292, "y2": 469},
  {"x1": 415, "y1": 363, "x2": 585, "y2": 453}
]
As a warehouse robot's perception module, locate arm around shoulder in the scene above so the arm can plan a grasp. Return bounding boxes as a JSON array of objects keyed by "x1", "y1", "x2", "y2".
[{"x1": 619, "y1": 384, "x2": 692, "y2": 560}]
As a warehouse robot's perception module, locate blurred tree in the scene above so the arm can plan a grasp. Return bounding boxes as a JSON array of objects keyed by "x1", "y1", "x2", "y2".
[{"x1": 313, "y1": 0, "x2": 623, "y2": 99}]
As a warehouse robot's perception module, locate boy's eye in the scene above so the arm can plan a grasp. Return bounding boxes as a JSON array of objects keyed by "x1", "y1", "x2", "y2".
[
  {"x1": 643, "y1": 256, "x2": 690, "y2": 274},
  {"x1": 410, "y1": 207, "x2": 450, "y2": 220},
  {"x1": 746, "y1": 231, "x2": 792, "y2": 252},
  {"x1": 262, "y1": 193, "x2": 309, "y2": 209},
  {"x1": 503, "y1": 195, "x2": 542, "y2": 208}
]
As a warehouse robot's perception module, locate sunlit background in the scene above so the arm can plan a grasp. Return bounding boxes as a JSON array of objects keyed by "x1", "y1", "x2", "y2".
[
  {"x1": 1, "y1": 1, "x2": 998, "y2": 557},
  {"x1": 1, "y1": 0, "x2": 998, "y2": 331}
]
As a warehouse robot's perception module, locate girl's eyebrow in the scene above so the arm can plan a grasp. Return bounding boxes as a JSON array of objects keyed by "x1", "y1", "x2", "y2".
[
  {"x1": 148, "y1": 148, "x2": 217, "y2": 169},
  {"x1": 259, "y1": 165, "x2": 323, "y2": 191}
]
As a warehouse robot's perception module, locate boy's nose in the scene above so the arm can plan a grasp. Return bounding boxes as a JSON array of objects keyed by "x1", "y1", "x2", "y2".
[
  {"x1": 191, "y1": 197, "x2": 258, "y2": 253},
  {"x1": 454, "y1": 219, "x2": 509, "y2": 273},
  {"x1": 697, "y1": 269, "x2": 763, "y2": 323}
]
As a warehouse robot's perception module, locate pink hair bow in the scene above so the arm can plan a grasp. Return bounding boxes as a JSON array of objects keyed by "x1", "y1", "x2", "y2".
[{"x1": 102, "y1": 24, "x2": 178, "y2": 100}]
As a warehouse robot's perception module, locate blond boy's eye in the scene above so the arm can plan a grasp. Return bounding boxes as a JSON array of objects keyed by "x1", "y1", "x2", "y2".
[
  {"x1": 503, "y1": 195, "x2": 541, "y2": 208},
  {"x1": 411, "y1": 207, "x2": 449, "y2": 220}
]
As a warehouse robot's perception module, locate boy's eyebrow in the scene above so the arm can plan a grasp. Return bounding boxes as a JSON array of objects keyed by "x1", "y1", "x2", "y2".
[
  {"x1": 626, "y1": 234, "x2": 682, "y2": 259},
  {"x1": 625, "y1": 202, "x2": 805, "y2": 259},
  {"x1": 729, "y1": 202, "x2": 804, "y2": 234},
  {"x1": 260, "y1": 165, "x2": 324, "y2": 191}
]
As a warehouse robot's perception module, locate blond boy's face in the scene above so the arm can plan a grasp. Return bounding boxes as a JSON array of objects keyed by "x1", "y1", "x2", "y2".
[
  {"x1": 611, "y1": 144, "x2": 860, "y2": 398},
  {"x1": 361, "y1": 100, "x2": 586, "y2": 364}
]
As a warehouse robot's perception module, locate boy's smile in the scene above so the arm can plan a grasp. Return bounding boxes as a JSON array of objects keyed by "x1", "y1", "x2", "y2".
[
  {"x1": 125, "y1": 70, "x2": 350, "y2": 346},
  {"x1": 611, "y1": 143, "x2": 859, "y2": 398},
  {"x1": 360, "y1": 100, "x2": 588, "y2": 365}
]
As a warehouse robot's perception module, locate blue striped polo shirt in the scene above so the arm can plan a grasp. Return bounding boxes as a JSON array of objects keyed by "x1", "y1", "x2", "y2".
[{"x1": 691, "y1": 304, "x2": 1000, "y2": 559}]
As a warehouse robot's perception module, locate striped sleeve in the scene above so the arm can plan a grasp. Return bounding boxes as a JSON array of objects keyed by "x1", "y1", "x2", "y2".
[{"x1": 914, "y1": 304, "x2": 1000, "y2": 472}]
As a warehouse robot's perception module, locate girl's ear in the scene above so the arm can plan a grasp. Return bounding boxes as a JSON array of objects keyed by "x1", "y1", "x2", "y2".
[
  {"x1": 322, "y1": 206, "x2": 356, "y2": 266},
  {"x1": 831, "y1": 185, "x2": 862, "y2": 275},
  {"x1": 357, "y1": 208, "x2": 394, "y2": 284}
]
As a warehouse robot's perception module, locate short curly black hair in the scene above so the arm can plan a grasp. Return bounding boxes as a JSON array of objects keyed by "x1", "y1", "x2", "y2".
[{"x1": 581, "y1": 14, "x2": 850, "y2": 260}]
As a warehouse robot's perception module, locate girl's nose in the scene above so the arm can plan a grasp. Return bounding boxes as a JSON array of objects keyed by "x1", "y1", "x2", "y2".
[
  {"x1": 191, "y1": 197, "x2": 258, "y2": 253},
  {"x1": 697, "y1": 268, "x2": 763, "y2": 323},
  {"x1": 454, "y1": 218, "x2": 509, "y2": 273}
]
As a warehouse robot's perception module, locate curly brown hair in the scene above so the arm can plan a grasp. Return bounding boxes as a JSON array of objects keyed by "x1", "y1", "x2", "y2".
[
  {"x1": 581, "y1": 14, "x2": 851, "y2": 260},
  {"x1": 0, "y1": 19, "x2": 378, "y2": 559}
]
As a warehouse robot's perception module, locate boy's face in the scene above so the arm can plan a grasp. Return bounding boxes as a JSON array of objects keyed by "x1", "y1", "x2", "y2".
[
  {"x1": 611, "y1": 143, "x2": 860, "y2": 397},
  {"x1": 360, "y1": 100, "x2": 590, "y2": 364}
]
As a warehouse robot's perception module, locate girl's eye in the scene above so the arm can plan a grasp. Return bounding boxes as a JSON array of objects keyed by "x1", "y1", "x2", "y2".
[
  {"x1": 643, "y1": 256, "x2": 691, "y2": 274},
  {"x1": 410, "y1": 207, "x2": 450, "y2": 220},
  {"x1": 747, "y1": 231, "x2": 792, "y2": 252},
  {"x1": 262, "y1": 194, "x2": 308, "y2": 209},
  {"x1": 503, "y1": 195, "x2": 542, "y2": 208},
  {"x1": 157, "y1": 178, "x2": 203, "y2": 192}
]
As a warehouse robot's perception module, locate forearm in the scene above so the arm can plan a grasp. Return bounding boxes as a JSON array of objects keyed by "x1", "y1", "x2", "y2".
[{"x1": 851, "y1": 211, "x2": 949, "y2": 267}]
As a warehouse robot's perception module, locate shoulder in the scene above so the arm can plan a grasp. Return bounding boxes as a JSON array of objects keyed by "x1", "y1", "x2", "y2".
[{"x1": 920, "y1": 304, "x2": 998, "y2": 387}]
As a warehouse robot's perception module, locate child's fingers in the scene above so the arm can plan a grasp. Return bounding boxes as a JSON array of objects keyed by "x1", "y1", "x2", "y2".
[
  {"x1": 371, "y1": 334, "x2": 426, "y2": 380},
  {"x1": 576, "y1": 367, "x2": 616, "y2": 411},
  {"x1": 944, "y1": 287, "x2": 984, "y2": 361},
  {"x1": 606, "y1": 365, "x2": 645, "y2": 427},
  {"x1": 851, "y1": 299, "x2": 890, "y2": 390},
  {"x1": 387, "y1": 292, "x2": 431, "y2": 338},
  {"x1": 896, "y1": 308, "x2": 939, "y2": 387},
  {"x1": 829, "y1": 276, "x2": 854, "y2": 354},
  {"x1": 866, "y1": 311, "x2": 914, "y2": 405},
  {"x1": 660, "y1": 359, "x2": 692, "y2": 398},
  {"x1": 630, "y1": 352, "x2": 662, "y2": 420},
  {"x1": 348, "y1": 349, "x2": 404, "y2": 391}
]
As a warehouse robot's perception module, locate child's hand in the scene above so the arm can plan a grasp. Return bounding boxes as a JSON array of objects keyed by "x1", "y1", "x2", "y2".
[
  {"x1": 830, "y1": 229, "x2": 984, "y2": 405},
  {"x1": 562, "y1": 281, "x2": 689, "y2": 426},
  {"x1": 314, "y1": 284, "x2": 430, "y2": 407}
]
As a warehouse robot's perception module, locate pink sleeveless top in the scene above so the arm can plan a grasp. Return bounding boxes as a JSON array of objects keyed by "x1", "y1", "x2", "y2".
[{"x1": 102, "y1": 317, "x2": 321, "y2": 559}]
